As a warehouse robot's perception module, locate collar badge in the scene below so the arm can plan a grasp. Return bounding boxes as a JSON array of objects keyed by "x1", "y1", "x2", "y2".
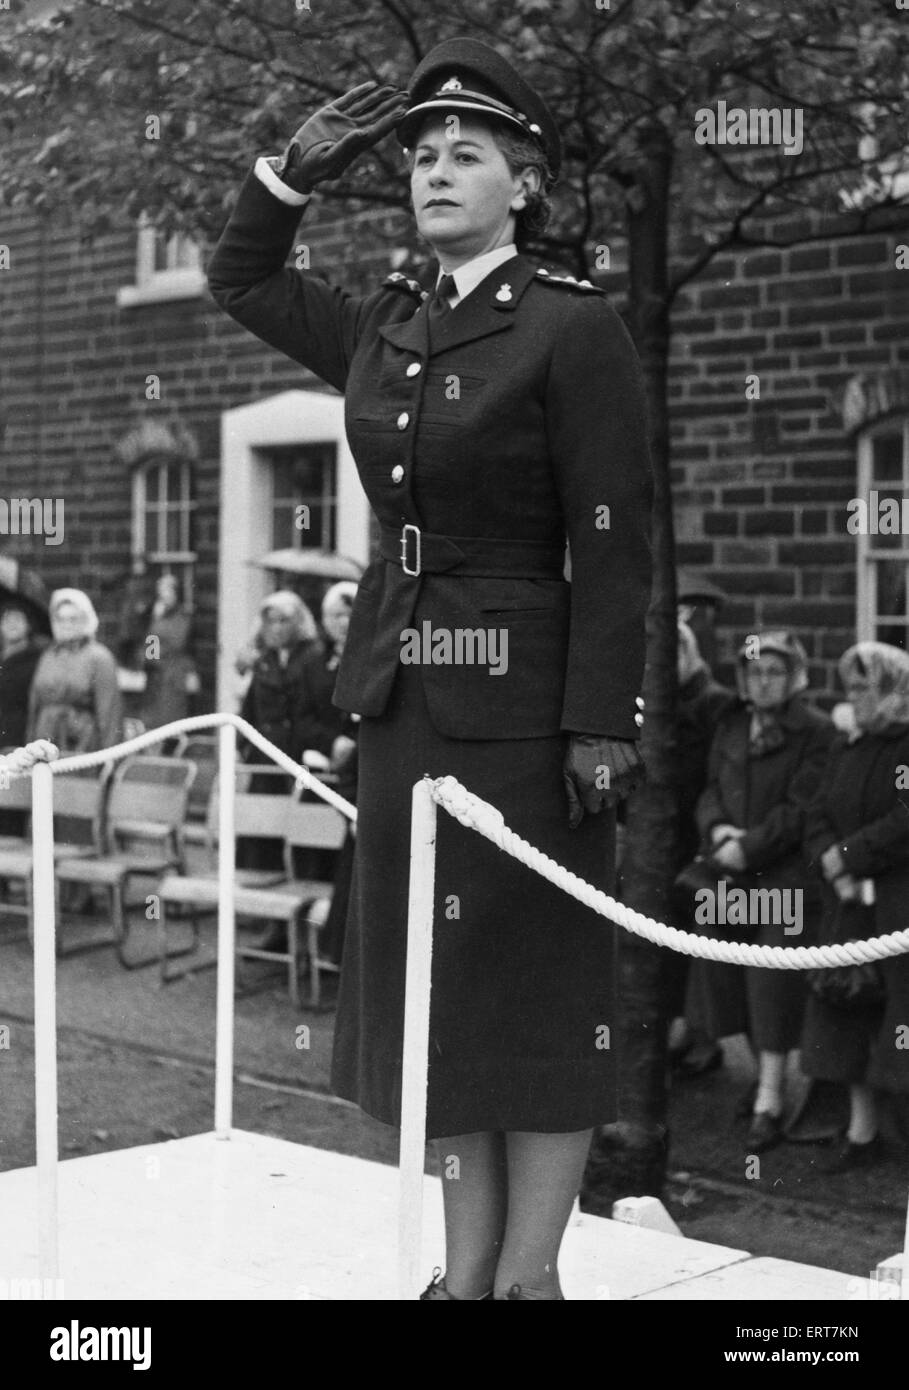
[{"x1": 495, "y1": 283, "x2": 513, "y2": 302}]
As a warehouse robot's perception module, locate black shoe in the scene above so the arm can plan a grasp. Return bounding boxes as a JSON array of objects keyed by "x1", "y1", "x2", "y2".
[
  {"x1": 419, "y1": 1268, "x2": 493, "y2": 1300},
  {"x1": 747, "y1": 1111, "x2": 783, "y2": 1153},
  {"x1": 734, "y1": 1082, "x2": 759, "y2": 1121},
  {"x1": 674, "y1": 1043, "x2": 723, "y2": 1078},
  {"x1": 820, "y1": 1132, "x2": 884, "y2": 1174}
]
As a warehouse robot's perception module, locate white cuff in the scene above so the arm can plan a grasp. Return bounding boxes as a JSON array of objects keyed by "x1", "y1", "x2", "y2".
[{"x1": 254, "y1": 156, "x2": 311, "y2": 207}]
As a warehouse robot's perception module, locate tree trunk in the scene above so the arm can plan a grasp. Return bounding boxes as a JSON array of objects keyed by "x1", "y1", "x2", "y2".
[{"x1": 585, "y1": 124, "x2": 680, "y2": 1202}]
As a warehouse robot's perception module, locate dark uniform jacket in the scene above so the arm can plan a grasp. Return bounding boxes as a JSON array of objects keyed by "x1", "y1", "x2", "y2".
[{"x1": 208, "y1": 171, "x2": 653, "y2": 741}]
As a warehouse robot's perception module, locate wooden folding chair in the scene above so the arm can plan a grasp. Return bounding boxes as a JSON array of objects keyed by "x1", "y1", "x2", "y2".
[{"x1": 54, "y1": 755, "x2": 196, "y2": 966}]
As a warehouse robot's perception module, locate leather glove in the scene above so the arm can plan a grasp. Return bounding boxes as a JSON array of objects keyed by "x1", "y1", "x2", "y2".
[
  {"x1": 277, "y1": 81, "x2": 409, "y2": 193},
  {"x1": 563, "y1": 735, "x2": 646, "y2": 829}
]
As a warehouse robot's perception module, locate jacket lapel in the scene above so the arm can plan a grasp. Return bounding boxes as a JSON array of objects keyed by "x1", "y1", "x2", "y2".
[{"x1": 378, "y1": 255, "x2": 537, "y2": 358}]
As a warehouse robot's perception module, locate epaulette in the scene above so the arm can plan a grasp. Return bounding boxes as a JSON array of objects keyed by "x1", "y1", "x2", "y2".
[
  {"x1": 535, "y1": 267, "x2": 606, "y2": 294},
  {"x1": 383, "y1": 271, "x2": 428, "y2": 301}
]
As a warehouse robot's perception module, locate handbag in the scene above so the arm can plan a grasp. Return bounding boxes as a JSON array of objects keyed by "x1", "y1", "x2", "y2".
[{"x1": 808, "y1": 897, "x2": 886, "y2": 1013}]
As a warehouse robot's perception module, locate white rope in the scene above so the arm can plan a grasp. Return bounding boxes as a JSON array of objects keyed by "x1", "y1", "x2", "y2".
[
  {"x1": 0, "y1": 715, "x2": 356, "y2": 822},
  {"x1": 428, "y1": 774, "x2": 909, "y2": 972}
]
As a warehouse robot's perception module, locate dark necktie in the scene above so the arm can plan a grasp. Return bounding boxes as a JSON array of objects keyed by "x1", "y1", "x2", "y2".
[{"x1": 426, "y1": 272, "x2": 456, "y2": 320}]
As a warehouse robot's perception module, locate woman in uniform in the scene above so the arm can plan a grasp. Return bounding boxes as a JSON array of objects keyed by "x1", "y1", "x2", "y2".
[{"x1": 209, "y1": 39, "x2": 653, "y2": 1301}]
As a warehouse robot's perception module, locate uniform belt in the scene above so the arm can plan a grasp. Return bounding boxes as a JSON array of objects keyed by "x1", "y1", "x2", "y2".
[{"x1": 379, "y1": 524, "x2": 565, "y2": 579}]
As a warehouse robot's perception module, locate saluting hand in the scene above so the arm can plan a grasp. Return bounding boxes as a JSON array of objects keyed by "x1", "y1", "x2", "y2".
[
  {"x1": 563, "y1": 734, "x2": 646, "y2": 829},
  {"x1": 279, "y1": 81, "x2": 410, "y2": 193}
]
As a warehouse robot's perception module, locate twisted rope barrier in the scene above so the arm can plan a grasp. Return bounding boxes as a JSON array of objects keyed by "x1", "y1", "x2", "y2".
[
  {"x1": 428, "y1": 775, "x2": 909, "y2": 971},
  {"x1": 1, "y1": 714, "x2": 357, "y2": 823}
]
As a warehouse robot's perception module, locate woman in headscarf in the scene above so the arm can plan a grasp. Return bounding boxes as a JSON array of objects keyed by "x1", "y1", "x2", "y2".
[
  {"x1": 801, "y1": 641, "x2": 909, "y2": 1172},
  {"x1": 685, "y1": 630, "x2": 833, "y2": 1151},
  {"x1": 27, "y1": 589, "x2": 123, "y2": 754}
]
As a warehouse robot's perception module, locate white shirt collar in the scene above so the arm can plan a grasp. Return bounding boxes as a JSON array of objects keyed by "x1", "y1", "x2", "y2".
[{"x1": 437, "y1": 244, "x2": 518, "y2": 306}]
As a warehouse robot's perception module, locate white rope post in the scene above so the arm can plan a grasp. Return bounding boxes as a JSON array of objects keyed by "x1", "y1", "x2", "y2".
[
  {"x1": 31, "y1": 760, "x2": 59, "y2": 1280},
  {"x1": 214, "y1": 721, "x2": 236, "y2": 1139},
  {"x1": 398, "y1": 778, "x2": 438, "y2": 1301}
]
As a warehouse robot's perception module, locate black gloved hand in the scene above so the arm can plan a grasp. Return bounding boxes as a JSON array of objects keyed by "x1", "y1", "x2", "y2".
[
  {"x1": 278, "y1": 81, "x2": 409, "y2": 193},
  {"x1": 563, "y1": 735, "x2": 646, "y2": 829}
]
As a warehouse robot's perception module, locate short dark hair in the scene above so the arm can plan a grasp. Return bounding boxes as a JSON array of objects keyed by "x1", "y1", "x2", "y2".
[
  {"x1": 488, "y1": 125, "x2": 553, "y2": 244},
  {"x1": 404, "y1": 116, "x2": 554, "y2": 246}
]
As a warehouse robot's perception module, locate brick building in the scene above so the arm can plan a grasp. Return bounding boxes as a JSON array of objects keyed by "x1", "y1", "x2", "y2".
[{"x1": 1, "y1": 172, "x2": 908, "y2": 718}]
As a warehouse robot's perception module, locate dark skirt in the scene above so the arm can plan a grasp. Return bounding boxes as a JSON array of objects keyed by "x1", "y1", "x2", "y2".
[{"x1": 329, "y1": 661, "x2": 618, "y2": 1139}]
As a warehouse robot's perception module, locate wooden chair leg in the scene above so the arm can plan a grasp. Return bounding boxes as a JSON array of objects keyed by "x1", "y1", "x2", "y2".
[
  {"x1": 288, "y1": 914, "x2": 301, "y2": 1010},
  {"x1": 308, "y1": 915, "x2": 320, "y2": 1010},
  {"x1": 112, "y1": 882, "x2": 129, "y2": 964}
]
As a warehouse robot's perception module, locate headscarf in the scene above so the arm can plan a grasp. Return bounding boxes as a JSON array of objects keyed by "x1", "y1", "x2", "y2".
[
  {"x1": 321, "y1": 580, "x2": 358, "y2": 617},
  {"x1": 838, "y1": 641, "x2": 909, "y2": 735},
  {"x1": 49, "y1": 588, "x2": 99, "y2": 642},
  {"x1": 735, "y1": 629, "x2": 810, "y2": 757},
  {"x1": 256, "y1": 589, "x2": 318, "y2": 646}
]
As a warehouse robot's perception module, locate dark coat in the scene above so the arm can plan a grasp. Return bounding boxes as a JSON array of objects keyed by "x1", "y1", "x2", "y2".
[
  {"x1": 239, "y1": 641, "x2": 314, "y2": 762},
  {"x1": 0, "y1": 641, "x2": 44, "y2": 748},
  {"x1": 676, "y1": 667, "x2": 736, "y2": 868},
  {"x1": 697, "y1": 697, "x2": 834, "y2": 902},
  {"x1": 207, "y1": 171, "x2": 653, "y2": 742},
  {"x1": 801, "y1": 724, "x2": 909, "y2": 1090},
  {"x1": 686, "y1": 697, "x2": 834, "y2": 1050},
  {"x1": 295, "y1": 644, "x2": 355, "y2": 759}
]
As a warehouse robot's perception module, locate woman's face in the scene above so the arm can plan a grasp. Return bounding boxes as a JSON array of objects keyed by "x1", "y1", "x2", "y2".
[
  {"x1": 410, "y1": 115, "x2": 537, "y2": 265},
  {"x1": 261, "y1": 608, "x2": 295, "y2": 650},
  {"x1": 845, "y1": 673, "x2": 879, "y2": 730},
  {"x1": 743, "y1": 654, "x2": 790, "y2": 711},
  {"x1": 0, "y1": 608, "x2": 30, "y2": 645},
  {"x1": 52, "y1": 602, "x2": 82, "y2": 643},
  {"x1": 322, "y1": 597, "x2": 351, "y2": 647}
]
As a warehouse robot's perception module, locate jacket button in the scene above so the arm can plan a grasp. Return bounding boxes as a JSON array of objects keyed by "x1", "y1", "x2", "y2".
[
  {"x1": 391, "y1": 465, "x2": 405, "y2": 484},
  {"x1": 635, "y1": 712, "x2": 644, "y2": 727},
  {"x1": 406, "y1": 362, "x2": 422, "y2": 377},
  {"x1": 396, "y1": 411, "x2": 410, "y2": 429}
]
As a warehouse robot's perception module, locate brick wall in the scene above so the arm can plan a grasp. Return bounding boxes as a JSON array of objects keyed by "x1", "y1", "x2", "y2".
[
  {"x1": 668, "y1": 229, "x2": 909, "y2": 699},
  {"x1": 0, "y1": 188, "x2": 413, "y2": 706}
]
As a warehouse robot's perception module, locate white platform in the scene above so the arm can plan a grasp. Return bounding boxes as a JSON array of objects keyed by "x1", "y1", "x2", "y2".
[{"x1": 0, "y1": 1131, "x2": 873, "y2": 1300}]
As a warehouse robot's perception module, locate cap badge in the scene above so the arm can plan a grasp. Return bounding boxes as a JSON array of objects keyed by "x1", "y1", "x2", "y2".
[
  {"x1": 440, "y1": 77, "x2": 462, "y2": 92},
  {"x1": 495, "y1": 283, "x2": 513, "y2": 302}
]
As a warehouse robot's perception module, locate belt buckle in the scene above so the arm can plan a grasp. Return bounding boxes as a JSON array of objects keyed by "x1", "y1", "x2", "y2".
[{"x1": 401, "y1": 523, "x2": 421, "y2": 577}]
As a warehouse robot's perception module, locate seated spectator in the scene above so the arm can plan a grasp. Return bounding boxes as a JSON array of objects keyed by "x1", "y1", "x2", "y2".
[
  {"x1": 683, "y1": 630, "x2": 833, "y2": 1150},
  {"x1": 28, "y1": 589, "x2": 123, "y2": 754},
  {"x1": 801, "y1": 641, "x2": 909, "y2": 1172}
]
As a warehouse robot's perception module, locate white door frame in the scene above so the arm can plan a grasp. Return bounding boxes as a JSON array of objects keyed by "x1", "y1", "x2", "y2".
[{"x1": 216, "y1": 390, "x2": 368, "y2": 710}]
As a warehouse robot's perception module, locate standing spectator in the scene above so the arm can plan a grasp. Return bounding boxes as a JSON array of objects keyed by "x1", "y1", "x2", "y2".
[
  {"x1": 668, "y1": 620, "x2": 736, "y2": 1075},
  {"x1": 0, "y1": 604, "x2": 47, "y2": 750},
  {"x1": 802, "y1": 641, "x2": 909, "y2": 1171},
  {"x1": 297, "y1": 581, "x2": 359, "y2": 765},
  {"x1": 238, "y1": 590, "x2": 319, "y2": 875},
  {"x1": 28, "y1": 589, "x2": 123, "y2": 754},
  {"x1": 298, "y1": 582, "x2": 361, "y2": 971},
  {"x1": 685, "y1": 631, "x2": 833, "y2": 1149},
  {"x1": 140, "y1": 574, "x2": 200, "y2": 732},
  {"x1": 240, "y1": 590, "x2": 320, "y2": 762}
]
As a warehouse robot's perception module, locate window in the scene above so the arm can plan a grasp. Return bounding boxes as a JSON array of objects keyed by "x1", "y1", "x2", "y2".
[
  {"x1": 132, "y1": 456, "x2": 197, "y2": 610},
  {"x1": 267, "y1": 444, "x2": 338, "y2": 552},
  {"x1": 855, "y1": 421, "x2": 909, "y2": 650},
  {"x1": 117, "y1": 216, "x2": 206, "y2": 307}
]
